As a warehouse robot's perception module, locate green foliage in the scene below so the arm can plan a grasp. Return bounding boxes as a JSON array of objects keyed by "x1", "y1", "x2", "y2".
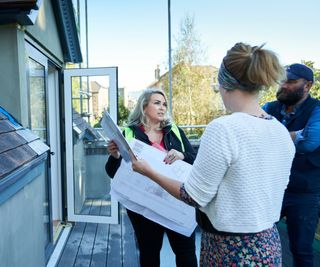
[
  {"x1": 259, "y1": 86, "x2": 277, "y2": 106},
  {"x1": 173, "y1": 15, "x2": 205, "y2": 65},
  {"x1": 93, "y1": 112, "x2": 103, "y2": 128},
  {"x1": 164, "y1": 15, "x2": 225, "y2": 128},
  {"x1": 71, "y1": 76, "x2": 81, "y2": 113},
  {"x1": 303, "y1": 61, "x2": 320, "y2": 100},
  {"x1": 118, "y1": 96, "x2": 130, "y2": 126},
  {"x1": 92, "y1": 96, "x2": 129, "y2": 128},
  {"x1": 310, "y1": 81, "x2": 320, "y2": 100}
]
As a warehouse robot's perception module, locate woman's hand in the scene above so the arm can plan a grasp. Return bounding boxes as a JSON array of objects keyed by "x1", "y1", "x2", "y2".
[
  {"x1": 107, "y1": 140, "x2": 120, "y2": 159},
  {"x1": 131, "y1": 155, "x2": 182, "y2": 200},
  {"x1": 163, "y1": 149, "x2": 184, "y2": 164},
  {"x1": 132, "y1": 157, "x2": 153, "y2": 177}
]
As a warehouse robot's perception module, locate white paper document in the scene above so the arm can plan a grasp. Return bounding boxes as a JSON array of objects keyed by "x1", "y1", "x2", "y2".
[
  {"x1": 111, "y1": 139, "x2": 197, "y2": 236},
  {"x1": 101, "y1": 110, "x2": 135, "y2": 162}
]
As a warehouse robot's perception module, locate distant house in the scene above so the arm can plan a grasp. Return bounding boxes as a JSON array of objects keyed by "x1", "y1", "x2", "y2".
[
  {"x1": 147, "y1": 64, "x2": 224, "y2": 125},
  {"x1": 126, "y1": 89, "x2": 143, "y2": 110},
  {"x1": 148, "y1": 64, "x2": 219, "y2": 91},
  {"x1": 91, "y1": 81, "x2": 109, "y2": 119}
]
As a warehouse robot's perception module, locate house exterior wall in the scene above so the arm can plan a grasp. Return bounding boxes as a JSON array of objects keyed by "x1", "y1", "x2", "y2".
[
  {"x1": 0, "y1": 164, "x2": 46, "y2": 267},
  {"x1": 0, "y1": 24, "x2": 29, "y2": 125},
  {"x1": 25, "y1": 0, "x2": 64, "y2": 63},
  {"x1": 0, "y1": 0, "x2": 64, "y2": 125},
  {"x1": 0, "y1": 0, "x2": 68, "y2": 265},
  {"x1": 90, "y1": 81, "x2": 109, "y2": 119},
  {"x1": 98, "y1": 87, "x2": 108, "y2": 117}
]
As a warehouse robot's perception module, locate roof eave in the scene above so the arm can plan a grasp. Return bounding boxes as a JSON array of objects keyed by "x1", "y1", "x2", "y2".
[
  {"x1": 0, "y1": 0, "x2": 82, "y2": 64},
  {"x1": 51, "y1": 0, "x2": 82, "y2": 63},
  {"x1": 0, "y1": 0, "x2": 40, "y2": 25}
]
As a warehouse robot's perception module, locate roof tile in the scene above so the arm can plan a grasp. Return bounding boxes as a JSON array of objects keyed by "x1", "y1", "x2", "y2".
[
  {"x1": 0, "y1": 120, "x2": 15, "y2": 134},
  {"x1": 0, "y1": 132, "x2": 27, "y2": 154},
  {"x1": 0, "y1": 109, "x2": 49, "y2": 179},
  {"x1": 0, "y1": 145, "x2": 37, "y2": 179}
]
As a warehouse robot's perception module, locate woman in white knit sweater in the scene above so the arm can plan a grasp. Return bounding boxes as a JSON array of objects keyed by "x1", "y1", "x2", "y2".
[{"x1": 132, "y1": 42, "x2": 296, "y2": 266}]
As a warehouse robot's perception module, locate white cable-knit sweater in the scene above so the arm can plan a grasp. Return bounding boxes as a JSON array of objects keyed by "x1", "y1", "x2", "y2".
[{"x1": 185, "y1": 112, "x2": 295, "y2": 233}]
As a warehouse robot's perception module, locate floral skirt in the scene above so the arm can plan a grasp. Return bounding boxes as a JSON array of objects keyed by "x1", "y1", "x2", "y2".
[{"x1": 200, "y1": 224, "x2": 281, "y2": 267}]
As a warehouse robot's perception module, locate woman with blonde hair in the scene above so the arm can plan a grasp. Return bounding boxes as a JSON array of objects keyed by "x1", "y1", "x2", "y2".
[
  {"x1": 131, "y1": 43, "x2": 296, "y2": 266},
  {"x1": 105, "y1": 88, "x2": 197, "y2": 267}
]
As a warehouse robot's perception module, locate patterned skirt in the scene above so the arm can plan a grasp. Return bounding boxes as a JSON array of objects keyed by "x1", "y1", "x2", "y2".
[{"x1": 200, "y1": 224, "x2": 282, "y2": 267}]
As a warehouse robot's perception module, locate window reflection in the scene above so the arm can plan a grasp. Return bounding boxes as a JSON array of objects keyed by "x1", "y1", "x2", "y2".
[
  {"x1": 28, "y1": 58, "x2": 47, "y2": 141},
  {"x1": 71, "y1": 75, "x2": 112, "y2": 216},
  {"x1": 27, "y1": 57, "x2": 51, "y2": 251}
]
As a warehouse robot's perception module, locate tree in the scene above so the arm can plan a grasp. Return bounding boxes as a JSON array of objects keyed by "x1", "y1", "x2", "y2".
[
  {"x1": 303, "y1": 61, "x2": 320, "y2": 100},
  {"x1": 93, "y1": 96, "x2": 129, "y2": 128},
  {"x1": 162, "y1": 15, "x2": 224, "y2": 131},
  {"x1": 118, "y1": 96, "x2": 130, "y2": 126},
  {"x1": 259, "y1": 86, "x2": 277, "y2": 106}
]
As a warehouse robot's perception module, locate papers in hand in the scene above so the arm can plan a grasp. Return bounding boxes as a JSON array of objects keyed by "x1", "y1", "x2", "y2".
[
  {"x1": 101, "y1": 110, "x2": 136, "y2": 162},
  {"x1": 111, "y1": 139, "x2": 197, "y2": 236}
]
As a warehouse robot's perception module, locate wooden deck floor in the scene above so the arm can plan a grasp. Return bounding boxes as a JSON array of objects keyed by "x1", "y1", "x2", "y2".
[
  {"x1": 57, "y1": 204, "x2": 139, "y2": 267},
  {"x1": 55, "y1": 201, "x2": 319, "y2": 267},
  {"x1": 55, "y1": 204, "x2": 199, "y2": 267}
]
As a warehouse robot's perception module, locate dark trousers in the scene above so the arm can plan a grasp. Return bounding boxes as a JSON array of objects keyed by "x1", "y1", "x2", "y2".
[
  {"x1": 127, "y1": 209, "x2": 197, "y2": 267},
  {"x1": 281, "y1": 192, "x2": 320, "y2": 267}
]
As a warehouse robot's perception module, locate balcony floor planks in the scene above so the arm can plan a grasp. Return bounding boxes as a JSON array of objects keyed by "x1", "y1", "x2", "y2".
[
  {"x1": 56, "y1": 202, "x2": 319, "y2": 267},
  {"x1": 57, "y1": 204, "x2": 139, "y2": 267}
]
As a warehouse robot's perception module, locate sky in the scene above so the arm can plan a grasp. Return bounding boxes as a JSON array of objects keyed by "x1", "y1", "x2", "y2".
[{"x1": 79, "y1": 0, "x2": 320, "y2": 92}]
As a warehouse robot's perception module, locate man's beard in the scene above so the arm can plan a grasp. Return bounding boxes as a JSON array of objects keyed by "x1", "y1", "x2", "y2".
[{"x1": 276, "y1": 85, "x2": 305, "y2": 106}]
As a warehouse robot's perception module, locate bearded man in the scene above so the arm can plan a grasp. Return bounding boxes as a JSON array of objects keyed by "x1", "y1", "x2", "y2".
[{"x1": 263, "y1": 63, "x2": 320, "y2": 267}]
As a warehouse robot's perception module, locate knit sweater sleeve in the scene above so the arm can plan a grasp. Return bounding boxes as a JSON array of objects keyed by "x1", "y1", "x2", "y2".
[{"x1": 184, "y1": 119, "x2": 238, "y2": 207}]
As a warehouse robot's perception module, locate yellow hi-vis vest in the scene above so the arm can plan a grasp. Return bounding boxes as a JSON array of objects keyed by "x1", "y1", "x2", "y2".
[{"x1": 124, "y1": 124, "x2": 185, "y2": 152}]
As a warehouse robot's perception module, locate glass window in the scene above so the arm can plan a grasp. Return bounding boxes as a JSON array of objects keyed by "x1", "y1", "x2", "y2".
[
  {"x1": 27, "y1": 57, "x2": 51, "y2": 251},
  {"x1": 28, "y1": 58, "x2": 47, "y2": 141},
  {"x1": 71, "y1": 75, "x2": 112, "y2": 217}
]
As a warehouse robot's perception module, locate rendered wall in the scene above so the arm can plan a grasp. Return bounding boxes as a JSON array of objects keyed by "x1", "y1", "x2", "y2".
[
  {"x1": 0, "y1": 164, "x2": 46, "y2": 267},
  {"x1": 0, "y1": 0, "x2": 64, "y2": 125},
  {"x1": 25, "y1": 0, "x2": 64, "y2": 63},
  {"x1": 0, "y1": 25, "x2": 28, "y2": 125}
]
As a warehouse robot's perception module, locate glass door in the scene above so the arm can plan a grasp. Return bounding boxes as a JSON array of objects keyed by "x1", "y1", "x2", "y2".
[
  {"x1": 64, "y1": 67, "x2": 118, "y2": 223},
  {"x1": 47, "y1": 63, "x2": 63, "y2": 243},
  {"x1": 26, "y1": 43, "x2": 53, "y2": 258}
]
